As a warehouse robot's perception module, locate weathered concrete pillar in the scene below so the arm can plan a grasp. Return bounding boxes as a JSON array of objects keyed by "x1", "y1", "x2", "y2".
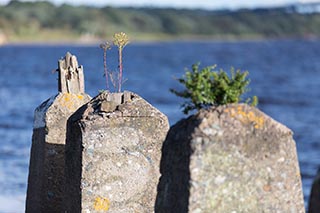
[
  {"x1": 26, "y1": 53, "x2": 91, "y2": 212},
  {"x1": 155, "y1": 104, "x2": 305, "y2": 213},
  {"x1": 308, "y1": 168, "x2": 320, "y2": 213},
  {"x1": 65, "y1": 91, "x2": 169, "y2": 212}
]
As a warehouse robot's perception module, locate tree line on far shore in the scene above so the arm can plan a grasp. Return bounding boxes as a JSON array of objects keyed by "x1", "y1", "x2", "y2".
[{"x1": 1, "y1": 0, "x2": 320, "y2": 42}]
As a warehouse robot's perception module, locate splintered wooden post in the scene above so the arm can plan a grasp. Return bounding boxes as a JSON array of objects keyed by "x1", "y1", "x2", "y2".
[
  {"x1": 26, "y1": 52, "x2": 91, "y2": 212},
  {"x1": 58, "y1": 52, "x2": 85, "y2": 94}
]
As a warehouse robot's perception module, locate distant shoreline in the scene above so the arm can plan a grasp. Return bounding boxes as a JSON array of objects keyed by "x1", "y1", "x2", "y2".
[
  {"x1": 1, "y1": 35, "x2": 319, "y2": 47},
  {"x1": 2, "y1": 1, "x2": 320, "y2": 46}
]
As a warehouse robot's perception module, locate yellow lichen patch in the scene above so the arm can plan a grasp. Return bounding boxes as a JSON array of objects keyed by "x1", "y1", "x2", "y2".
[
  {"x1": 77, "y1": 94, "x2": 84, "y2": 100},
  {"x1": 225, "y1": 105, "x2": 265, "y2": 129},
  {"x1": 59, "y1": 93, "x2": 84, "y2": 111},
  {"x1": 94, "y1": 197, "x2": 110, "y2": 211},
  {"x1": 59, "y1": 93, "x2": 75, "y2": 110}
]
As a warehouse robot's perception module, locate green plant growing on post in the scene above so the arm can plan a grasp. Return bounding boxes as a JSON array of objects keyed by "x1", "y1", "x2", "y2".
[
  {"x1": 113, "y1": 32, "x2": 129, "y2": 92},
  {"x1": 170, "y1": 63, "x2": 258, "y2": 114},
  {"x1": 100, "y1": 42, "x2": 112, "y2": 90}
]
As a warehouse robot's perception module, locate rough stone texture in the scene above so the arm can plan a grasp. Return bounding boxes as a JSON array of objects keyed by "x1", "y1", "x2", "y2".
[
  {"x1": 155, "y1": 104, "x2": 305, "y2": 213},
  {"x1": 65, "y1": 91, "x2": 169, "y2": 213},
  {"x1": 26, "y1": 93, "x2": 91, "y2": 212},
  {"x1": 26, "y1": 52, "x2": 91, "y2": 212},
  {"x1": 308, "y1": 168, "x2": 320, "y2": 213}
]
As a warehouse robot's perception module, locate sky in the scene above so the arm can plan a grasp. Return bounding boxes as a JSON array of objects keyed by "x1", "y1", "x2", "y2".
[{"x1": 0, "y1": 0, "x2": 319, "y2": 10}]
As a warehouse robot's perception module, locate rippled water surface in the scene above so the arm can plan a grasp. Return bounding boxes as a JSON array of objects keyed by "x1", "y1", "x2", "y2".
[{"x1": 0, "y1": 40, "x2": 319, "y2": 211}]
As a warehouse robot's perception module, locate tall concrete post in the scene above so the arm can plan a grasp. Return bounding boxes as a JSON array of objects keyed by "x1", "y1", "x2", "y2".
[
  {"x1": 26, "y1": 52, "x2": 91, "y2": 212},
  {"x1": 155, "y1": 104, "x2": 305, "y2": 213},
  {"x1": 308, "y1": 168, "x2": 320, "y2": 213},
  {"x1": 65, "y1": 91, "x2": 169, "y2": 212}
]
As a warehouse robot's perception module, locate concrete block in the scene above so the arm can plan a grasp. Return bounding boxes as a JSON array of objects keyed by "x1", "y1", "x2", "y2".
[
  {"x1": 26, "y1": 52, "x2": 91, "y2": 212},
  {"x1": 155, "y1": 104, "x2": 305, "y2": 213},
  {"x1": 65, "y1": 91, "x2": 169, "y2": 212},
  {"x1": 308, "y1": 168, "x2": 320, "y2": 213}
]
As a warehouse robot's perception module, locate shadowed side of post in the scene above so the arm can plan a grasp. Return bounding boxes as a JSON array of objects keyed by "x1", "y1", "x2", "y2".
[{"x1": 26, "y1": 53, "x2": 91, "y2": 212}]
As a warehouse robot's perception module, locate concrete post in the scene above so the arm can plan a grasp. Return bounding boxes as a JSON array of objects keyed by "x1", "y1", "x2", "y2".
[
  {"x1": 26, "y1": 53, "x2": 91, "y2": 212},
  {"x1": 308, "y1": 168, "x2": 320, "y2": 213},
  {"x1": 155, "y1": 104, "x2": 305, "y2": 213},
  {"x1": 65, "y1": 91, "x2": 169, "y2": 212}
]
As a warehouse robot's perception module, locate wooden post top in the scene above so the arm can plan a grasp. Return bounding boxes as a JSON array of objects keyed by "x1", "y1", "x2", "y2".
[{"x1": 57, "y1": 52, "x2": 85, "y2": 94}]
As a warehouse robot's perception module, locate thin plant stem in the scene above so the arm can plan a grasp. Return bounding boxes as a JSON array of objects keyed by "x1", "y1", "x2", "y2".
[
  {"x1": 103, "y1": 49, "x2": 109, "y2": 90},
  {"x1": 118, "y1": 47, "x2": 123, "y2": 92},
  {"x1": 100, "y1": 42, "x2": 111, "y2": 91},
  {"x1": 113, "y1": 32, "x2": 129, "y2": 93}
]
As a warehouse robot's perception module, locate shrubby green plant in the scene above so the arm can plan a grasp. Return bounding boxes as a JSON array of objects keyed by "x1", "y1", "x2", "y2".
[{"x1": 170, "y1": 63, "x2": 258, "y2": 114}]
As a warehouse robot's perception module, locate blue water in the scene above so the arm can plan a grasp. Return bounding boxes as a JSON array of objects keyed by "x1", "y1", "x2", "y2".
[{"x1": 0, "y1": 40, "x2": 319, "y2": 211}]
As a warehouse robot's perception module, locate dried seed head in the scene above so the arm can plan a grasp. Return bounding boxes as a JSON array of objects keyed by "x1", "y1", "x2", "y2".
[
  {"x1": 113, "y1": 32, "x2": 129, "y2": 49},
  {"x1": 100, "y1": 42, "x2": 112, "y2": 50}
]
